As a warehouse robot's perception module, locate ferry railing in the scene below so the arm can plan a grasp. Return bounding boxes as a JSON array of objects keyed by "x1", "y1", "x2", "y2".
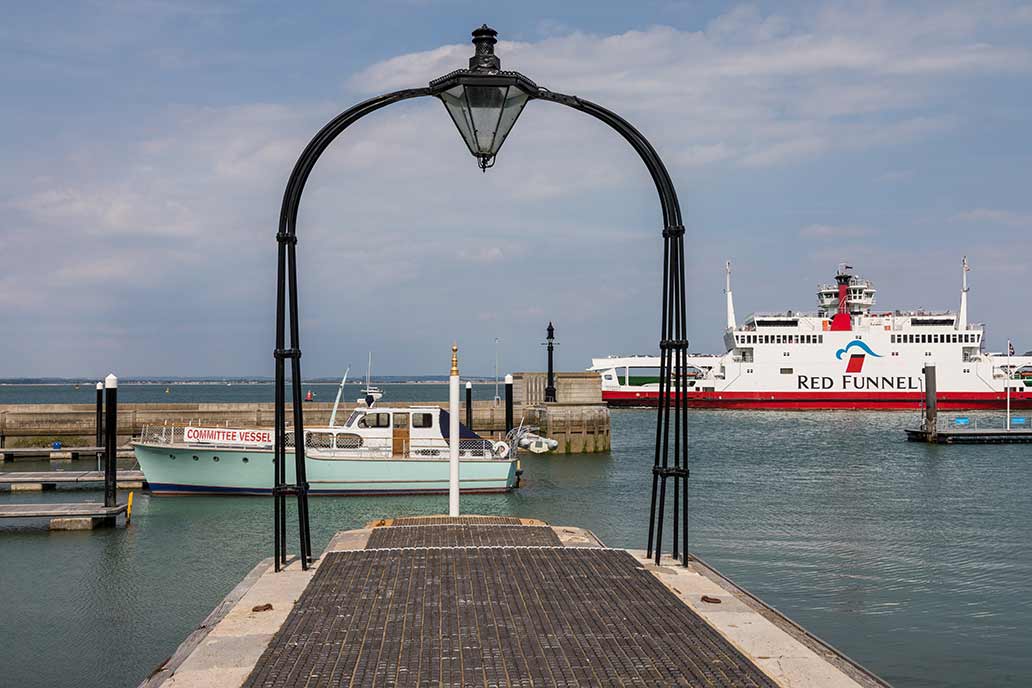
[{"x1": 930, "y1": 415, "x2": 1029, "y2": 432}]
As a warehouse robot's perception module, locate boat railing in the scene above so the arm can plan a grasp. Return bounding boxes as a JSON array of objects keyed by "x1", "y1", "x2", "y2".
[{"x1": 138, "y1": 424, "x2": 190, "y2": 445}]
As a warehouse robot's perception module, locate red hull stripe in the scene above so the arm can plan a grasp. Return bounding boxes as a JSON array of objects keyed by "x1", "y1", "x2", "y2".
[{"x1": 603, "y1": 390, "x2": 1032, "y2": 410}]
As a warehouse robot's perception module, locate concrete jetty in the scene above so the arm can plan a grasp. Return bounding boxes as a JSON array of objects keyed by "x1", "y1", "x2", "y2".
[
  {"x1": 141, "y1": 516, "x2": 887, "y2": 687},
  {"x1": 0, "y1": 470, "x2": 146, "y2": 491},
  {"x1": 0, "y1": 502, "x2": 127, "y2": 529}
]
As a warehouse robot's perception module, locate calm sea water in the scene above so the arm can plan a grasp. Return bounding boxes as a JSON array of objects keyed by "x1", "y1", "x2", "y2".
[
  {"x1": 1, "y1": 385, "x2": 1030, "y2": 687},
  {"x1": 0, "y1": 382, "x2": 499, "y2": 405}
]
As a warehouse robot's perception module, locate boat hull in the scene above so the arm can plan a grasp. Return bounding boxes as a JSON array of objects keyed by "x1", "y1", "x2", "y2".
[
  {"x1": 603, "y1": 389, "x2": 1032, "y2": 410},
  {"x1": 134, "y1": 443, "x2": 519, "y2": 496}
]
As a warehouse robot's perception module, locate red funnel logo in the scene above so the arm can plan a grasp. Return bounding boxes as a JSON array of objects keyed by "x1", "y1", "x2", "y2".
[{"x1": 836, "y1": 340, "x2": 882, "y2": 374}]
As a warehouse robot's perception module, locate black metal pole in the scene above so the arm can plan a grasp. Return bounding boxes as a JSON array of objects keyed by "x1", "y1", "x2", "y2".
[
  {"x1": 95, "y1": 382, "x2": 104, "y2": 472},
  {"x1": 103, "y1": 375, "x2": 118, "y2": 508},
  {"x1": 272, "y1": 88, "x2": 430, "y2": 570},
  {"x1": 545, "y1": 322, "x2": 556, "y2": 402},
  {"x1": 465, "y1": 381, "x2": 473, "y2": 430},
  {"x1": 504, "y1": 375, "x2": 514, "y2": 433}
]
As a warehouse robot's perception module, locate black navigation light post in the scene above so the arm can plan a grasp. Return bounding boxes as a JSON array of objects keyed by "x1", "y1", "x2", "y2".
[
  {"x1": 544, "y1": 322, "x2": 557, "y2": 403},
  {"x1": 271, "y1": 25, "x2": 689, "y2": 571}
]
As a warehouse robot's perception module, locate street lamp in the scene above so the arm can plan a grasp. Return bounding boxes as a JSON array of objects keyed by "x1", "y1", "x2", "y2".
[
  {"x1": 271, "y1": 25, "x2": 689, "y2": 571},
  {"x1": 430, "y1": 26, "x2": 536, "y2": 171}
]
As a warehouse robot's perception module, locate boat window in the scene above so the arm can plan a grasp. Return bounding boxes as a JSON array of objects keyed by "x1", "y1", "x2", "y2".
[
  {"x1": 358, "y1": 413, "x2": 390, "y2": 428},
  {"x1": 412, "y1": 413, "x2": 433, "y2": 428},
  {"x1": 780, "y1": 368, "x2": 793, "y2": 374},
  {"x1": 393, "y1": 413, "x2": 409, "y2": 429},
  {"x1": 344, "y1": 411, "x2": 361, "y2": 427},
  {"x1": 305, "y1": 432, "x2": 334, "y2": 449},
  {"x1": 335, "y1": 434, "x2": 362, "y2": 449}
]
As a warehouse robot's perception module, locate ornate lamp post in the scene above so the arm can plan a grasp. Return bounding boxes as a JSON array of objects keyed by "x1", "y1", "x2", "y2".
[
  {"x1": 544, "y1": 322, "x2": 557, "y2": 403},
  {"x1": 272, "y1": 25, "x2": 689, "y2": 571}
]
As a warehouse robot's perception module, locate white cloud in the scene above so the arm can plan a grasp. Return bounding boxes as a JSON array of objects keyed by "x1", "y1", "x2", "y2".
[
  {"x1": 955, "y1": 208, "x2": 1032, "y2": 226},
  {"x1": 800, "y1": 224, "x2": 873, "y2": 239}
]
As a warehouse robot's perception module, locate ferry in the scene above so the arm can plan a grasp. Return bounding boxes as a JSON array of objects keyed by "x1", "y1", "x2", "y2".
[
  {"x1": 591, "y1": 260, "x2": 1032, "y2": 410},
  {"x1": 133, "y1": 404, "x2": 519, "y2": 495}
]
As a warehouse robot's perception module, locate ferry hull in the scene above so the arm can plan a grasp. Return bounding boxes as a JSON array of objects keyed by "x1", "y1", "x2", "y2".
[
  {"x1": 134, "y1": 443, "x2": 519, "y2": 496},
  {"x1": 603, "y1": 390, "x2": 1032, "y2": 410}
]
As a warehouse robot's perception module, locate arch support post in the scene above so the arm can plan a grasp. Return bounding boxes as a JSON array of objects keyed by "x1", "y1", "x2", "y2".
[
  {"x1": 536, "y1": 89, "x2": 689, "y2": 566},
  {"x1": 272, "y1": 88, "x2": 431, "y2": 572}
]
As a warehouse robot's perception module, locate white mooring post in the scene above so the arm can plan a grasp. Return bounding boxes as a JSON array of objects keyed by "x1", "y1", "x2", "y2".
[
  {"x1": 449, "y1": 345, "x2": 460, "y2": 517},
  {"x1": 1007, "y1": 340, "x2": 1012, "y2": 431}
]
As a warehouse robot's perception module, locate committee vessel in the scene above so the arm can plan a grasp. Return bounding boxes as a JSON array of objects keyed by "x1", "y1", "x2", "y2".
[
  {"x1": 133, "y1": 402, "x2": 519, "y2": 495},
  {"x1": 592, "y1": 260, "x2": 1031, "y2": 409}
]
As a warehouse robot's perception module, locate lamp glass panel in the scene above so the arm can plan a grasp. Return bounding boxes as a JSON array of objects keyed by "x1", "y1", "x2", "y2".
[
  {"x1": 465, "y1": 84, "x2": 507, "y2": 154},
  {"x1": 491, "y1": 87, "x2": 530, "y2": 155},
  {"x1": 440, "y1": 85, "x2": 479, "y2": 156}
]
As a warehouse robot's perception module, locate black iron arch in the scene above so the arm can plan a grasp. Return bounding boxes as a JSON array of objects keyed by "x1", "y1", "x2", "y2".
[{"x1": 272, "y1": 82, "x2": 689, "y2": 573}]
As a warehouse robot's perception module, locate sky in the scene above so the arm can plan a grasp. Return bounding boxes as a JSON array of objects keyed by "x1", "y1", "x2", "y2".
[{"x1": 1, "y1": 1, "x2": 1030, "y2": 378}]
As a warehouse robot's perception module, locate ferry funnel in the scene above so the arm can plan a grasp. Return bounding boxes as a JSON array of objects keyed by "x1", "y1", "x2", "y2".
[{"x1": 830, "y1": 264, "x2": 853, "y2": 331}]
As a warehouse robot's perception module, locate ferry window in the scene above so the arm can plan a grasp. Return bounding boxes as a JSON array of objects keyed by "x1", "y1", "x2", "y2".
[
  {"x1": 393, "y1": 413, "x2": 409, "y2": 429},
  {"x1": 412, "y1": 413, "x2": 433, "y2": 428},
  {"x1": 780, "y1": 368, "x2": 793, "y2": 374},
  {"x1": 819, "y1": 335, "x2": 824, "y2": 343},
  {"x1": 344, "y1": 411, "x2": 361, "y2": 427}
]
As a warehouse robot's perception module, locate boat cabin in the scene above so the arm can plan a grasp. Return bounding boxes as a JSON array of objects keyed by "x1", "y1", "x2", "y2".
[{"x1": 301, "y1": 406, "x2": 498, "y2": 459}]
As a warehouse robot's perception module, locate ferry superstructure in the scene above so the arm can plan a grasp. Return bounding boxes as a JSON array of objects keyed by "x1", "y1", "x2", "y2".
[{"x1": 592, "y1": 260, "x2": 1032, "y2": 409}]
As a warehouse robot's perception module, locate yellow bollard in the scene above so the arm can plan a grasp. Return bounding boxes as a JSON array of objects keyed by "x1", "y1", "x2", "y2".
[{"x1": 126, "y1": 491, "x2": 134, "y2": 525}]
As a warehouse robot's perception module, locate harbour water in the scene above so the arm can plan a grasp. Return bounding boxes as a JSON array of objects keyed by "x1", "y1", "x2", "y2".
[{"x1": 2, "y1": 387, "x2": 1030, "y2": 687}]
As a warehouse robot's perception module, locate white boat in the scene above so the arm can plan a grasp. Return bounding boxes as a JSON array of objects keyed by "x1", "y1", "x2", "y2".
[
  {"x1": 133, "y1": 404, "x2": 518, "y2": 496},
  {"x1": 591, "y1": 260, "x2": 1032, "y2": 410}
]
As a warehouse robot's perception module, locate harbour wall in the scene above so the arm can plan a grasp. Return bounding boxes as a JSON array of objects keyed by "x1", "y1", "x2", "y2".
[{"x1": 0, "y1": 374, "x2": 609, "y2": 456}]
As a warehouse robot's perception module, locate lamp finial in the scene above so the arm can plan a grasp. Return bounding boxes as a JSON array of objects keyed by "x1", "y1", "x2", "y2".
[
  {"x1": 451, "y1": 344, "x2": 459, "y2": 376},
  {"x1": 470, "y1": 25, "x2": 500, "y2": 72}
]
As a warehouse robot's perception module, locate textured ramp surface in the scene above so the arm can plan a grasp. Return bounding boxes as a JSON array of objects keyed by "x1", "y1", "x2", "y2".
[
  {"x1": 366, "y1": 524, "x2": 562, "y2": 549},
  {"x1": 243, "y1": 547, "x2": 778, "y2": 687},
  {"x1": 390, "y1": 515, "x2": 524, "y2": 526}
]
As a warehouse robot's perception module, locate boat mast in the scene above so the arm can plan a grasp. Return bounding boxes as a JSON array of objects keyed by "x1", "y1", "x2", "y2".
[
  {"x1": 329, "y1": 367, "x2": 350, "y2": 427},
  {"x1": 957, "y1": 256, "x2": 969, "y2": 331},
  {"x1": 725, "y1": 260, "x2": 736, "y2": 331}
]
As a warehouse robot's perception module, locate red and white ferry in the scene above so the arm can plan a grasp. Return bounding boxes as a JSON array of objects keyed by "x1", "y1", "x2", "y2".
[{"x1": 591, "y1": 260, "x2": 1032, "y2": 410}]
